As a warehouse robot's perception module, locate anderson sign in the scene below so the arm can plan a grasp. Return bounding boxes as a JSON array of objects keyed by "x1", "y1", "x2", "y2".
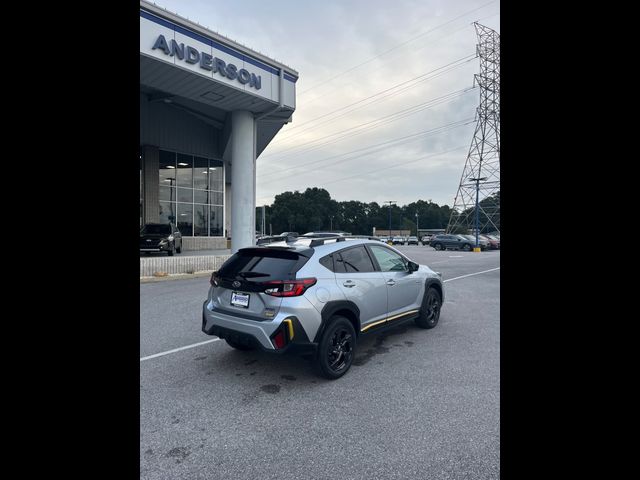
[{"x1": 152, "y1": 34, "x2": 262, "y2": 90}]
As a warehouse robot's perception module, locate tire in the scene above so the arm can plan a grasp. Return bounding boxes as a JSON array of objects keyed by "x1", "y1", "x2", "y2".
[
  {"x1": 168, "y1": 243, "x2": 175, "y2": 256},
  {"x1": 176, "y1": 241, "x2": 182, "y2": 254},
  {"x1": 463, "y1": 243, "x2": 472, "y2": 251},
  {"x1": 434, "y1": 243, "x2": 444, "y2": 251},
  {"x1": 225, "y1": 338, "x2": 256, "y2": 351},
  {"x1": 415, "y1": 287, "x2": 442, "y2": 329},
  {"x1": 315, "y1": 316, "x2": 356, "y2": 380}
]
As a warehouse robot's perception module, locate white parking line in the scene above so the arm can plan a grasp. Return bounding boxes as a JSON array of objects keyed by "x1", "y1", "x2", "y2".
[
  {"x1": 141, "y1": 266, "x2": 501, "y2": 362},
  {"x1": 448, "y1": 255, "x2": 463, "y2": 258},
  {"x1": 444, "y1": 267, "x2": 500, "y2": 283},
  {"x1": 140, "y1": 338, "x2": 221, "y2": 362}
]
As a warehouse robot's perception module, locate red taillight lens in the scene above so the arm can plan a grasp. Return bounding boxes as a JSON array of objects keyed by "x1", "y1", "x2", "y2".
[
  {"x1": 263, "y1": 278, "x2": 317, "y2": 297},
  {"x1": 272, "y1": 330, "x2": 286, "y2": 349}
]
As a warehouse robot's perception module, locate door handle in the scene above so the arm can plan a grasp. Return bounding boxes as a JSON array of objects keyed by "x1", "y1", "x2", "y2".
[
  {"x1": 386, "y1": 280, "x2": 396, "y2": 286},
  {"x1": 343, "y1": 280, "x2": 356, "y2": 288}
]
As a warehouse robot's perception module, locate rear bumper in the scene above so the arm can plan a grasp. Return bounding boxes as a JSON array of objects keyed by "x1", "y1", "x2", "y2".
[{"x1": 202, "y1": 301, "x2": 317, "y2": 355}]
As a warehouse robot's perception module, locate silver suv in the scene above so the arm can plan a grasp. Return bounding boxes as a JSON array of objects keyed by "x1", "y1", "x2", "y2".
[{"x1": 202, "y1": 236, "x2": 444, "y2": 379}]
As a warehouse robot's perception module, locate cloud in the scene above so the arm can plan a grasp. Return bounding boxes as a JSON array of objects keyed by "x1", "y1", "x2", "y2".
[{"x1": 153, "y1": 0, "x2": 500, "y2": 207}]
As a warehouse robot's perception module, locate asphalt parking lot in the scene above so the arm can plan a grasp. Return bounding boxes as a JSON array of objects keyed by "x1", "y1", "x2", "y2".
[{"x1": 140, "y1": 246, "x2": 500, "y2": 479}]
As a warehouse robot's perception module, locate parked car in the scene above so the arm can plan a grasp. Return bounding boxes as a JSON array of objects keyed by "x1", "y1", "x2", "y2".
[
  {"x1": 480, "y1": 234, "x2": 500, "y2": 249},
  {"x1": 140, "y1": 223, "x2": 182, "y2": 256},
  {"x1": 429, "y1": 234, "x2": 476, "y2": 251},
  {"x1": 392, "y1": 236, "x2": 405, "y2": 245},
  {"x1": 421, "y1": 235, "x2": 433, "y2": 245},
  {"x1": 407, "y1": 236, "x2": 419, "y2": 245},
  {"x1": 202, "y1": 237, "x2": 444, "y2": 379},
  {"x1": 459, "y1": 234, "x2": 489, "y2": 251}
]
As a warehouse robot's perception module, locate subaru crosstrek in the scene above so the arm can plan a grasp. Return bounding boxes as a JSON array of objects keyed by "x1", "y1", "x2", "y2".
[{"x1": 202, "y1": 237, "x2": 444, "y2": 379}]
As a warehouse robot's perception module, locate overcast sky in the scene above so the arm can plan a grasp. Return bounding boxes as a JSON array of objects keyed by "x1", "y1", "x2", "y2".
[{"x1": 152, "y1": 0, "x2": 500, "y2": 207}]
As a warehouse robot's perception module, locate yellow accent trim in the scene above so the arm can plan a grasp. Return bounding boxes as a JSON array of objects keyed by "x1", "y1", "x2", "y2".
[
  {"x1": 361, "y1": 318, "x2": 387, "y2": 332},
  {"x1": 361, "y1": 309, "x2": 420, "y2": 332},
  {"x1": 283, "y1": 319, "x2": 294, "y2": 340},
  {"x1": 473, "y1": 247, "x2": 481, "y2": 252}
]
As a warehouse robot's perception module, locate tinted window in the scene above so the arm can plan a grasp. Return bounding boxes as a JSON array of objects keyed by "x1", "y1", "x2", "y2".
[
  {"x1": 218, "y1": 249, "x2": 307, "y2": 282},
  {"x1": 336, "y1": 246, "x2": 375, "y2": 273},
  {"x1": 141, "y1": 224, "x2": 171, "y2": 235},
  {"x1": 369, "y1": 245, "x2": 407, "y2": 272},
  {"x1": 319, "y1": 254, "x2": 334, "y2": 272}
]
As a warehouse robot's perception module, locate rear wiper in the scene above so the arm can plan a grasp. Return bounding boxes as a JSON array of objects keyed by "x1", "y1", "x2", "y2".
[{"x1": 238, "y1": 272, "x2": 270, "y2": 278}]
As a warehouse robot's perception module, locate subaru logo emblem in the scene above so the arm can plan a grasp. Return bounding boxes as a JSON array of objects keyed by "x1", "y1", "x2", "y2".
[
  {"x1": 146, "y1": 239, "x2": 151, "y2": 242},
  {"x1": 232, "y1": 281, "x2": 241, "y2": 288}
]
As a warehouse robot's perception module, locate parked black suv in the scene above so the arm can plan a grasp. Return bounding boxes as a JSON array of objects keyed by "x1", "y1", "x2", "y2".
[
  {"x1": 429, "y1": 234, "x2": 476, "y2": 251},
  {"x1": 140, "y1": 223, "x2": 183, "y2": 256}
]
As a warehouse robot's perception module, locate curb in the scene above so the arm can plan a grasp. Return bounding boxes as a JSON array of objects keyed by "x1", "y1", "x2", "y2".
[{"x1": 140, "y1": 271, "x2": 212, "y2": 283}]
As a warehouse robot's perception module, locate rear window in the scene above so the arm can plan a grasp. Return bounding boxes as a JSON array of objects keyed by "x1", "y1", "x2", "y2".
[{"x1": 217, "y1": 248, "x2": 308, "y2": 282}]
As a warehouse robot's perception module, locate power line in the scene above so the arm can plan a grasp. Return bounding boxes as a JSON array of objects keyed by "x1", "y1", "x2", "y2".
[
  {"x1": 295, "y1": 145, "x2": 468, "y2": 189},
  {"x1": 260, "y1": 87, "x2": 475, "y2": 162},
  {"x1": 268, "y1": 54, "x2": 476, "y2": 142},
  {"x1": 258, "y1": 118, "x2": 474, "y2": 182},
  {"x1": 297, "y1": 0, "x2": 498, "y2": 97}
]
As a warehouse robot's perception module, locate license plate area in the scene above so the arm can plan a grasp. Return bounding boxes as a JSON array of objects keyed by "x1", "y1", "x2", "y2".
[{"x1": 230, "y1": 291, "x2": 250, "y2": 308}]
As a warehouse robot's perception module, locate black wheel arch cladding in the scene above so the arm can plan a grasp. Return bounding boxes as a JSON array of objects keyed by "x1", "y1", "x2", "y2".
[{"x1": 315, "y1": 300, "x2": 361, "y2": 342}]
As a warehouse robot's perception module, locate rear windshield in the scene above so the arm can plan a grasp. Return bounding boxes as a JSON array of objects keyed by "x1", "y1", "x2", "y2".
[
  {"x1": 141, "y1": 225, "x2": 171, "y2": 234},
  {"x1": 217, "y1": 249, "x2": 308, "y2": 282}
]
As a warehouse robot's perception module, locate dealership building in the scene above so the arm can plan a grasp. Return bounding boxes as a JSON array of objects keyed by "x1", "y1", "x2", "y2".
[{"x1": 139, "y1": 0, "x2": 298, "y2": 251}]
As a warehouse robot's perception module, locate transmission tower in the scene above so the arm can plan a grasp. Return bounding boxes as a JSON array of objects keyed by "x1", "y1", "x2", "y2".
[{"x1": 447, "y1": 22, "x2": 500, "y2": 235}]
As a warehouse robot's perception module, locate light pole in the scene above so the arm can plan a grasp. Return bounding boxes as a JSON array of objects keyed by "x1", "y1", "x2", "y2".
[
  {"x1": 330, "y1": 215, "x2": 334, "y2": 230},
  {"x1": 470, "y1": 177, "x2": 487, "y2": 251},
  {"x1": 385, "y1": 201, "x2": 396, "y2": 236},
  {"x1": 415, "y1": 212, "x2": 419, "y2": 237}
]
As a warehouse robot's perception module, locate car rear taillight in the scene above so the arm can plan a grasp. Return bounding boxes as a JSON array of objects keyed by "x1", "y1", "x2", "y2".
[
  {"x1": 262, "y1": 278, "x2": 317, "y2": 297},
  {"x1": 272, "y1": 330, "x2": 286, "y2": 349},
  {"x1": 210, "y1": 271, "x2": 219, "y2": 287}
]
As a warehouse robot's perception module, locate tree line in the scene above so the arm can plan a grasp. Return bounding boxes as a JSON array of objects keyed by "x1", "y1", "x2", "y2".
[{"x1": 255, "y1": 188, "x2": 455, "y2": 236}]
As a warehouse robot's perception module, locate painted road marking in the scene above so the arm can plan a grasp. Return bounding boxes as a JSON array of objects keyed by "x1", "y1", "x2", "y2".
[
  {"x1": 444, "y1": 267, "x2": 500, "y2": 283},
  {"x1": 141, "y1": 266, "x2": 501, "y2": 362},
  {"x1": 140, "y1": 338, "x2": 221, "y2": 362},
  {"x1": 449, "y1": 255, "x2": 463, "y2": 258}
]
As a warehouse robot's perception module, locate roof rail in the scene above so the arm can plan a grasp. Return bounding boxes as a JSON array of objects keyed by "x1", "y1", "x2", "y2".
[
  {"x1": 308, "y1": 235, "x2": 383, "y2": 248},
  {"x1": 256, "y1": 234, "x2": 299, "y2": 246}
]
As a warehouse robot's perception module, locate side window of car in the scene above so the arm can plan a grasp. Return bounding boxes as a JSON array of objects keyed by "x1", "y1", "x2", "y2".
[
  {"x1": 369, "y1": 245, "x2": 407, "y2": 272},
  {"x1": 335, "y1": 246, "x2": 375, "y2": 273},
  {"x1": 319, "y1": 254, "x2": 334, "y2": 272}
]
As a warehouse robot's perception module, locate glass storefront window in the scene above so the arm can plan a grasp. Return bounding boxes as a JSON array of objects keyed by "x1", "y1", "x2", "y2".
[
  {"x1": 159, "y1": 186, "x2": 176, "y2": 202},
  {"x1": 193, "y1": 204, "x2": 208, "y2": 236},
  {"x1": 177, "y1": 154, "x2": 193, "y2": 188},
  {"x1": 157, "y1": 149, "x2": 224, "y2": 237},
  {"x1": 177, "y1": 188, "x2": 193, "y2": 203},
  {"x1": 194, "y1": 190, "x2": 210, "y2": 205},
  {"x1": 177, "y1": 203, "x2": 193, "y2": 236},
  {"x1": 159, "y1": 150, "x2": 176, "y2": 185},
  {"x1": 210, "y1": 205, "x2": 223, "y2": 236},
  {"x1": 159, "y1": 201, "x2": 176, "y2": 224},
  {"x1": 194, "y1": 157, "x2": 209, "y2": 190}
]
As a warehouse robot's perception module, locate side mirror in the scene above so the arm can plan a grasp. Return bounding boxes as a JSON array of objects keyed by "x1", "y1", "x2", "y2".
[{"x1": 408, "y1": 261, "x2": 419, "y2": 273}]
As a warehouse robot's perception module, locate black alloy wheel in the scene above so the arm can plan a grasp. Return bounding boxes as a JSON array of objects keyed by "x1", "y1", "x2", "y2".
[
  {"x1": 316, "y1": 316, "x2": 356, "y2": 379},
  {"x1": 416, "y1": 288, "x2": 442, "y2": 329},
  {"x1": 463, "y1": 243, "x2": 472, "y2": 251}
]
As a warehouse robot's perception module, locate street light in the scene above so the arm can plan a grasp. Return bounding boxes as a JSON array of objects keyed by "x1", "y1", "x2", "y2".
[
  {"x1": 330, "y1": 215, "x2": 334, "y2": 230},
  {"x1": 469, "y1": 177, "x2": 487, "y2": 251},
  {"x1": 385, "y1": 201, "x2": 396, "y2": 236},
  {"x1": 415, "y1": 212, "x2": 419, "y2": 237}
]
